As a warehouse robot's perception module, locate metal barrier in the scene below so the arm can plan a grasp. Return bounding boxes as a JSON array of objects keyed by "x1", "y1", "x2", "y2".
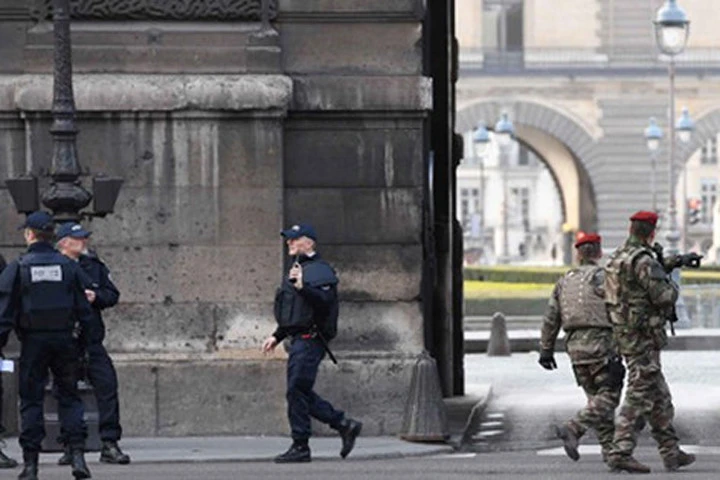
[{"x1": 682, "y1": 284, "x2": 720, "y2": 329}]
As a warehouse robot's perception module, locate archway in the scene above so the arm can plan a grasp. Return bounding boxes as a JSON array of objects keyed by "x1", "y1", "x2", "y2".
[{"x1": 457, "y1": 99, "x2": 599, "y2": 261}]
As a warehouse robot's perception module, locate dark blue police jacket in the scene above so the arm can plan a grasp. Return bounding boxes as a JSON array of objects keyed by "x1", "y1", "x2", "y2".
[
  {"x1": 273, "y1": 253, "x2": 339, "y2": 342},
  {"x1": 78, "y1": 251, "x2": 120, "y2": 344},
  {"x1": 0, "y1": 242, "x2": 93, "y2": 348}
]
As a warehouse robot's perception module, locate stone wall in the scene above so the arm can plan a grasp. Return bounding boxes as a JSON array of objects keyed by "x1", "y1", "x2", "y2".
[{"x1": 0, "y1": 0, "x2": 430, "y2": 436}]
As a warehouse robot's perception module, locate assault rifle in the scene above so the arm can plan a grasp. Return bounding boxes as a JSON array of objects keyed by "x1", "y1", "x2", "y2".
[{"x1": 651, "y1": 243, "x2": 703, "y2": 335}]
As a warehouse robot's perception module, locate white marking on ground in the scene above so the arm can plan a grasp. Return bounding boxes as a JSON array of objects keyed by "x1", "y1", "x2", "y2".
[{"x1": 537, "y1": 445, "x2": 720, "y2": 456}]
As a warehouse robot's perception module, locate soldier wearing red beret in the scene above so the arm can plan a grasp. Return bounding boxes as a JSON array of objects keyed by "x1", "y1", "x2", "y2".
[
  {"x1": 540, "y1": 232, "x2": 623, "y2": 464},
  {"x1": 603, "y1": 211, "x2": 695, "y2": 473}
]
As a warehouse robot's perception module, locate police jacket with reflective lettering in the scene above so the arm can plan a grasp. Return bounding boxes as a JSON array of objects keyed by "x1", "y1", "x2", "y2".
[
  {"x1": 0, "y1": 242, "x2": 94, "y2": 348},
  {"x1": 78, "y1": 251, "x2": 120, "y2": 344},
  {"x1": 273, "y1": 253, "x2": 339, "y2": 342}
]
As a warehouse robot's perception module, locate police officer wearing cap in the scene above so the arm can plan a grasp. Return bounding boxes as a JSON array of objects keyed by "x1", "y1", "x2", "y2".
[
  {"x1": 261, "y1": 224, "x2": 362, "y2": 463},
  {"x1": 54, "y1": 223, "x2": 130, "y2": 466},
  {"x1": 0, "y1": 253, "x2": 19, "y2": 469},
  {"x1": 0, "y1": 211, "x2": 93, "y2": 480}
]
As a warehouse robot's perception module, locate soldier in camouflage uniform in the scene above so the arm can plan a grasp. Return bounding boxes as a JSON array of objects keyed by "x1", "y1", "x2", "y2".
[
  {"x1": 539, "y1": 232, "x2": 624, "y2": 463},
  {"x1": 604, "y1": 211, "x2": 695, "y2": 474}
]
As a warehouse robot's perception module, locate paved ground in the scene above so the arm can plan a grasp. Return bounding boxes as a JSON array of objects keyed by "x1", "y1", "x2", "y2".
[
  {"x1": 15, "y1": 447, "x2": 720, "y2": 480},
  {"x1": 1, "y1": 436, "x2": 449, "y2": 465},
  {"x1": 465, "y1": 351, "x2": 720, "y2": 446}
]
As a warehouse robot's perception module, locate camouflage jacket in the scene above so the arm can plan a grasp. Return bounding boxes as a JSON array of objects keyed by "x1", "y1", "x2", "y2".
[
  {"x1": 604, "y1": 237, "x2": 679, "y2": 355},
  {"x1": 540, "y1": 260, "x2": 615, "y2": 365}
]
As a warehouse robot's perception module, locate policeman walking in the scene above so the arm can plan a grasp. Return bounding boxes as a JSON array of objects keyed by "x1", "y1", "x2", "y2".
[
  {"x1": 604, "y1": 211, "x2": 695, "y2": 473},
  {"x1": 0, "y1": 211, "x2": 93, "y2": 480},
  {"x1": 261, "y1": 224, "x2": 362, "y2": 463},
  {"x1": 55, "y1": 223, "x2": 130, "y2": 465},
  {"x1": 0, "y1": 253, "x2": 19, "y2": 469},
  {"x1": 539, "y1": 232, "x2": 624, "y2": 464}
]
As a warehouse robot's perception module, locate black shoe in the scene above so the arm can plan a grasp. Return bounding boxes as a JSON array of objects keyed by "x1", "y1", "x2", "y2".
[
  {"x1": 0, "y1": 444, "x2": 18, "y2": 469},
  {"x1": 100, "y1": 441, "x2": 131, "y2": 465},
  {"x1": 339, "y1": 419, "x2": 363, "y2": 459},
  {"x1": 58, "y1": 444, "x2": 72, "y2": 466},
  {"x1": 554, "y1": 424, "x2": 579, "y2": 462},
  {"x1": 274, "y1": 443, "x2": 311, "y2": 464},
  {"x1": 18, "y1": 451, "x2": 38, "y2": 480},
  {"x1": 70, "y1": 450, "x2": 92, "y2": 480}
]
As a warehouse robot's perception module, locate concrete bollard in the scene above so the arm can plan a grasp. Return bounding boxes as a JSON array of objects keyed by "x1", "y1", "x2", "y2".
[
  {"x1": 487, "y1": 312, "x2": 511, "y2": 356},
  {"x1": 399, "y1": 351, "x2": 449, "y2": 442}
]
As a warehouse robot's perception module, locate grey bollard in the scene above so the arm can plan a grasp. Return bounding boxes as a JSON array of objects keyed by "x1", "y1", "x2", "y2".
[
  {"x1": 399, "y1": 351, "x2": 449, "y2": 443},
  {"x1": 487, "y1": 312, "x2": 511, "y2": 356}
]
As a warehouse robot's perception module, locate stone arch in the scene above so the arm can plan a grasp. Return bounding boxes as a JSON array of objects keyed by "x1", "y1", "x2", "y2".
[{"x1": 457, "y1": 99, "x2": 599, "y2": 235}]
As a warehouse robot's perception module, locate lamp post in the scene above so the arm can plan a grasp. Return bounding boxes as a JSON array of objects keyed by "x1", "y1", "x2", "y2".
[
  {"x1": 645, "y1": 117, "x2": 663, "y2": 213},
  {"x1": 653, "y1": 0, "x2": 690, "y2": 257},
  {"x1": 473, "y1": 124, "x2": 490, "y2": 247},
  {"x1": 677, "y1": 107, "x2": 695, "y2": 250},
  {"x1": 5, "y1": 0, "x2": 123, "y2": 222},
  {"x1": 494, "y1": 112, "x2": 515, "y2": 263},
  {"x1": 654, "y1": 0, "x2": 693, "y2": 328}
]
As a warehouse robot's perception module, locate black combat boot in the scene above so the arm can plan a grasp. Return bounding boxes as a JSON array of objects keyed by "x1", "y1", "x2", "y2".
[
  {"x1": 18, "y1": 451, "x2": 39, "y2": 480},
  {"x1": 0, "y1": 442, "x2": 18, "y2": 468},
  {"x1": 100, "y1": 441, "x2": 130, "y2": 465},
  {"x1": 663, "y1": 450, "x2": 696, "y2": 472},
  {"x1": 338, "y1": 418, "x2": 363, "y2": 459},
  {"x1": 554, "y1": 424, "x2": 579, "y2": 461},
  {"x1": 57, "y1": 444, "x2": 72, "y2": 466},
  {"x1": 274, "y1": 441, "x2": 311, "y2": 464},
  {"x1": 608, "y1": 456, "x2": 651, "y2": 474},
  {"x1": 70, "y1": 449, "x2": 91, "y2": 480}
]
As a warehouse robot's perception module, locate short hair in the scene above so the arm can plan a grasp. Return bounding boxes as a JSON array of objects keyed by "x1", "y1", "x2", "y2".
[
  {"x1": 630, "y1": 220, "x2": 655, "y2": 240},
  {"x1": 29, "y1": 228, "x2": 54, "y2": 243},
  {"x1": 577, "y1": 242, "x2": 602, "y2": 260}
]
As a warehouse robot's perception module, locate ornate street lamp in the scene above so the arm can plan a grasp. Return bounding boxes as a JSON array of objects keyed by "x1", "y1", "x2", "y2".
[
  {"x1": 676, "y1": 107, "x2": 695, "y2": 144},
  {"x1": 5, "y1": 0, "x2": 123, "y2": 222},
  {"x1": 645, "y1": 117, "x2": 663, "y2": 212},
  {"x1": 653, "y1": 0, "x2": 690, "y2": 257},
  {"x1": 494, "y1": 112, "x2": 514, "y2": 263}
]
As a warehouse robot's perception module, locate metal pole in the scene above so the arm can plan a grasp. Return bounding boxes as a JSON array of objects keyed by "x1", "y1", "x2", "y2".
[
  {"x1": 651, "y1": 151, "x2": 657, "y2": 212},
  {"x1": 41, "y1": 0, "x2": 92, "y2": 221},
  {"x1": 502, "y1": 145, "x2": 509, "y2": 261},
  {"x1": 666, "y1": 56, "x2": 681, "y2": 256},
  {"x1": 479, "y1": 155, "x2": 485, "y2": 242},
  {"x1": 682, "y1": 154, "x2": 689, "y2": 250}
]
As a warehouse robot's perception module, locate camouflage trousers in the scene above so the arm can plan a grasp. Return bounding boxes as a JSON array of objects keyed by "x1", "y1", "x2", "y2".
[
  {"x1": 567, "y1": 360, "x2": 622, "y2": 454},
  {"x1": 609, "y1": 349, "x2": 680, "y2": 461}
]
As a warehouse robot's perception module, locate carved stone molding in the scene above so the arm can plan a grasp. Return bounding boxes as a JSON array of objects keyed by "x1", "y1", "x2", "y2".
[{"x1": 31, "y1": 0, "x2": 278, "y2": 22}]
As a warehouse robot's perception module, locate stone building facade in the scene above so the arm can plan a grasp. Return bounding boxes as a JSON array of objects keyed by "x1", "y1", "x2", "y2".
[{"x1": 0, "y1": 0, "x2": 452, "y2": 436}]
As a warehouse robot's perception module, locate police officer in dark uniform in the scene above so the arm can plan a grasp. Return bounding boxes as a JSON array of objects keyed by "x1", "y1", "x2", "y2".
[
  {"x1": 55, "y1": 223, "x2": 130, "y2": 465},
  {"x1": 261, "y1": 224, "x2": 362, "y2": 464},
  {"x1": 0, "y1": 211, "x2": 93, "y2": 480},
  {"x1": 0, "y1": 253, "x2": 19, "y2": 469}
]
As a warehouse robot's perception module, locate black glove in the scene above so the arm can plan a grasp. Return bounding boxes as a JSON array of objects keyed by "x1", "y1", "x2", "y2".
[
  {"x1": 538, "y1": 349, "x2": 557, "y2": 370},
  {"x1": 605, "y1": 355, "x2": 626, "y2": 390}
]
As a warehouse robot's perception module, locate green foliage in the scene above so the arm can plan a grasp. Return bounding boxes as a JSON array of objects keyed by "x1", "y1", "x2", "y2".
[{"x1": 464, "y1": 266, "x2": 720, "y2": 285}]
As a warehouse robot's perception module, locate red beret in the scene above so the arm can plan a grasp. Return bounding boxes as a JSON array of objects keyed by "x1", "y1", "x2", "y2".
[
  {"x1": 630, "y1": 211, "x2": 659, "y2": 226},
  {"x1": 574, "y1": 231, "x2": 601, "y2": 248}
]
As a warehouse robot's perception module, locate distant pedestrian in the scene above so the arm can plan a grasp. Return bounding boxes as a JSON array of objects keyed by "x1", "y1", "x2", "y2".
[
  {"x1": 551, "y1": 243, "x2": 557, "y2": 265},
  {"x1": 539, "y1": 232, "x2": 623, "y2": 464},
  {"x1": 55, "y1": 223, "x2": 130, "y2": 465},
  {"x1": 261, "y1": 224, "x2": 362, "y2": 463},
  {"x1": 604, "y1": 211, "x2": 695, "y2": 473}
]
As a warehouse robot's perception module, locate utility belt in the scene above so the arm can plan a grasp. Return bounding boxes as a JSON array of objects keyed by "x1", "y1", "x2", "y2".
[{"x1": 18, "y1": 311, "x2": 75, "y2": 332}]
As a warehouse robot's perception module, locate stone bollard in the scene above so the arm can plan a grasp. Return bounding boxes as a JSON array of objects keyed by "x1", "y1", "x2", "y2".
[
  {"x1": 399, "y1": 351, "x2": 449, "y2": 442},
  {"x1": 487, "y1": 312, "x2": 511, "y2": 356}
]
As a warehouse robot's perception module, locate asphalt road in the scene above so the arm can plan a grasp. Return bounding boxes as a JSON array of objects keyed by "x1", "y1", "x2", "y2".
[{"x1": 26, "y1": 448, "x2": 720, "y2": 480}]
